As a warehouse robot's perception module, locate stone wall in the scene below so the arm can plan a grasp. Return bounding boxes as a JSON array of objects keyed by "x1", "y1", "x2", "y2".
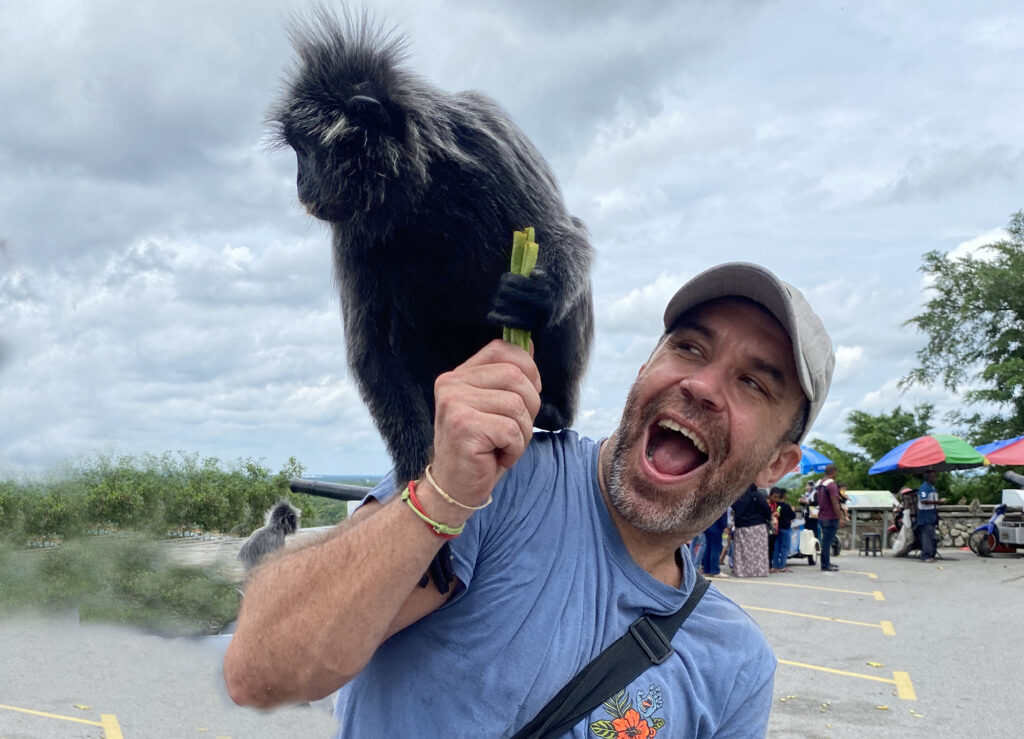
[{"x1": 836, "y1": 505, "x2": 1021, "y2": 549}]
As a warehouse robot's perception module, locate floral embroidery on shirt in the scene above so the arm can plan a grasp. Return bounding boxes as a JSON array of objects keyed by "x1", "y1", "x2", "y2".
[{"x1": 589, "y1": 686, "x2": 665, "y2": 738}]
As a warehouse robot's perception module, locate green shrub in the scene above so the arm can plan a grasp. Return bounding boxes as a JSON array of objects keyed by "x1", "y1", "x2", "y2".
[{"x1": 0, "y1": 535, "x2": 240, "y2": 635}]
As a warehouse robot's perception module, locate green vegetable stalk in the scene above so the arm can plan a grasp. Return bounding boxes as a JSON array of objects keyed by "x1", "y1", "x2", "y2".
[{"x1": 503, "y1": 227, "x2": 539, "y2": 351}]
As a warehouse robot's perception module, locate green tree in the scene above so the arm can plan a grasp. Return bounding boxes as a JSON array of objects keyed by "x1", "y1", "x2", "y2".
[
  {"x1": 800, "y1": 404, "x2": 941, "y2": 495},
  {"x1": 902, "y1": 210, "x2": 1024, "y2": 443},
  {"x1": 800, "y1": 438, "x2": 871, "y2": 489},
  {"x1": 845, "y1": 403, "x2": 955, "y2": 495},
  {"x1": 846, "y1": 404, "x2": 934, "y2": 461}
]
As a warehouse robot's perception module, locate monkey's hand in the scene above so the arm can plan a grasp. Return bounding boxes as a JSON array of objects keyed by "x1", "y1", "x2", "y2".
[
  {"x1": 428, "y1": 340, "x2": 542, "y2": 508},
  {"x1": 487, "y1": 268, "x2": 556, "y2": 333}
]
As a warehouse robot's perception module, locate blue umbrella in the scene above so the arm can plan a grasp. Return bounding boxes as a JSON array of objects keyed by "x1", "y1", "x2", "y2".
[{"x1": 796, "y1": 445, "x2": 833, "y2": 475}]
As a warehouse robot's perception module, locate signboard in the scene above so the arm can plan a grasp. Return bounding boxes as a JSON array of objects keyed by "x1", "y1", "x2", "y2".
[
  {"x1": 843, "y1": 490, "x2": 898, "y2": 509},
  {"x1": 1002, "y1": 489, "x2": 1024, "y2": 507}
]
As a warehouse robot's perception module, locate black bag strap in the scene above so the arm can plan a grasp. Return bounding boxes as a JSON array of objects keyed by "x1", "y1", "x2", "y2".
[{"x1": 511, "y1": 572, "x2": 710, "y2": 739}]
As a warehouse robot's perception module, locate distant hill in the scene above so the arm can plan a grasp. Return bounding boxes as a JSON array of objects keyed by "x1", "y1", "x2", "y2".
[{"x1": 306, "y1": 474, "x2": 383, "y2": 488}]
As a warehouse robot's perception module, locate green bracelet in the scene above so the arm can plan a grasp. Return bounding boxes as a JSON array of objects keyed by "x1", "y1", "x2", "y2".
[{"x1": 402, "y1": 482, "x2": 465, "y2": 539}]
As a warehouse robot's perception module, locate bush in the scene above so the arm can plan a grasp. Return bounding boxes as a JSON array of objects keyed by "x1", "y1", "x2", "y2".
[
  {"x1": 0, "y1": 535, "x2": 240, "y2": 634},
  {"x1": 0, "y1": 452, "x2": 336, "y2": 539}
]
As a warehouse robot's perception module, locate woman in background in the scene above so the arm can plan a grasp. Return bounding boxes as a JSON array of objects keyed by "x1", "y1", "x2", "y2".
[{"x1": 731, "y1": 483, "x2": 772, "y2": 577}]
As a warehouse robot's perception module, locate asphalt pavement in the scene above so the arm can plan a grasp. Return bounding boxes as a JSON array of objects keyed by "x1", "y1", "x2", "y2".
[
  {"x1": 715, "y1": 546, "x2": 1024, "y2": 737},
  {"x1": 1, "y1": 545, "x2": 1021, "y2": 738}
]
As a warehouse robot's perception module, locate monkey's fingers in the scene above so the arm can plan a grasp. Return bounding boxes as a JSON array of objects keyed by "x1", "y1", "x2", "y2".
[{"x1": 487, "y1": 271, "x2": 554, "y2": 332}]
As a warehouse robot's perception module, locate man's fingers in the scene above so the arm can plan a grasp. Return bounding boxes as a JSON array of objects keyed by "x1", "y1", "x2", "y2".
[
  {"x1": 457, "y1": 339, "x2": 542, "y2": 395},
  {"x1": 436, "y1": 348, "x2": 542, "y2": 421},
  {"x1": 436, "y1": 381, "x2": 537, "y2": 449}
]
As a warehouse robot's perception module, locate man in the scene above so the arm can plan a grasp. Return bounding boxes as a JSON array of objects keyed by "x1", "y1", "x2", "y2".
[
  {"x1": 916, "y1": 469, "x2": 942, "y2": 562},
  {"x1": 224, "y1": 262, "x2": 835, "y2": 736},
  {"x1": 815, "y1": 464, "x2": 848, "y2": 571},
  {"x1": 770, "y1": 487, "x2": 796, "y2": 572}
]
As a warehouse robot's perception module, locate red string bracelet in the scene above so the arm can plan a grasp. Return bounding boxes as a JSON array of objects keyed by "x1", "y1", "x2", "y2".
[{"x1": 403, "y1": 479, "x2": 463, "y2": 540}]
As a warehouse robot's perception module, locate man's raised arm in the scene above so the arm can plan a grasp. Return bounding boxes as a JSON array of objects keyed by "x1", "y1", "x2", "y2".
[{"x1": 223, "y1": 340, "x2": 541, "y2": 708}]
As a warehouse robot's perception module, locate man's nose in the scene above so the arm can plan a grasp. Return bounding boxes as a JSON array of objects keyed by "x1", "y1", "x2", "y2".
[{"x1": 679, "y1": 364, "x2": 726, "y2": 411}]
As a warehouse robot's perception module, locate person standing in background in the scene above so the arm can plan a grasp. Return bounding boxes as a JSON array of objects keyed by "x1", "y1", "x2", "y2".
[
  {"x1": 731, "y1": 483, "x2": 772, "y2": 577},
  {"x1": 767, "y1": 492, "x2": 779, "y2": 566},
  {"x1": 701, "y1": 509, "x2": 730, "y2": 577},
  {"x1": 916, "y1": 469, "x2": 944, "y2": 563},
  {"x1": 816, "y1": 464, "x2": 847, "y2": 572},
  {"x1": 801, "y1": 479, "x2": 819, "y2": 546},
  {"x1": 770, "y1": 487, "x2": 796, "y2": 572}
]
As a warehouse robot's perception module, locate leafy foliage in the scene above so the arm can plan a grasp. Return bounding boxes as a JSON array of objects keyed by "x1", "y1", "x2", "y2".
[
  {"x1": 796, "y1": 405, "x2": 936, "y2": 493},
  {"x1": 0, "y1": 452, "x2": 355, "y2": 543},
  {"x1": 902, "y1": 210, "x2": 1024, "y2": 441},
  {"x1": 846, "y1": 404, "x2": 934, "y2": 461},
  {"x1": 0, "y1": 452, "x2": 374, "y2": 634},
  {"x1": 0, "y1": 535, "x2": 239, "y2": 635}
]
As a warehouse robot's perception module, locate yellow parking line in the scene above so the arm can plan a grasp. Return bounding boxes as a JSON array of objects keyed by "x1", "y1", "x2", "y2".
[
  {"x1": 710, "y1": 577, "x2": 884, "y2": 600},
  {"x1": 893, "y1": 671, "x2": 917, "y2": 700},
  {"x1": 0, "y1": 703, "x2": 123, "y2": 736},
  {"x1": 0, "y1": 703, "x2": 103, "y2": 727},
  {"x1": 842, "y1": 569, "x2": 879, "y2": 579},
  {"x1": 740, "y1": 605, "x2": 895, "y2": 634},
  {"x1": 777, "y1": 660, "x2": 917, "y2": 700}
]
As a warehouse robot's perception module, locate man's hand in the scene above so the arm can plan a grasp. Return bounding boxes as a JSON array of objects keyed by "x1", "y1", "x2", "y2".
[{"x1": 426, "y1": 339, "x2": 542, "y2": 508}]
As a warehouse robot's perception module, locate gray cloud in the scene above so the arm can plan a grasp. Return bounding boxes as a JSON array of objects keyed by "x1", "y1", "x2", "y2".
[{"x1": 2, "y1": 0, "x2": 1024, "y2": 475}]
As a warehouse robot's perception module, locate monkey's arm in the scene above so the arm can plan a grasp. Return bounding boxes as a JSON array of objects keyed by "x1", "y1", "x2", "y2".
[{"x1": 224, "y1": 340, "x2": 541, "y2": 708}]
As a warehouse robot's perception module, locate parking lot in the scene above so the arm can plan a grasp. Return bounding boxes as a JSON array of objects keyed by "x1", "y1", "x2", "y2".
[
  {"x1": 1, "y1": 545, "x2": 1021, "y2": 738},
  {"x1": 715, "y1": 546, "x2": 1024, "y2": 737}
]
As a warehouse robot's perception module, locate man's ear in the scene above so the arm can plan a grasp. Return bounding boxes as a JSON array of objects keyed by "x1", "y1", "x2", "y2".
[{"x1": 754, "y1": 442, "x2": 802, "y2": 489}]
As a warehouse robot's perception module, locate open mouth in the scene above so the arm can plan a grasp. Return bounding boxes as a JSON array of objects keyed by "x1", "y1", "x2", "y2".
[{"x1": 644, "y1": 419, "x2": 709, "y2": 478}]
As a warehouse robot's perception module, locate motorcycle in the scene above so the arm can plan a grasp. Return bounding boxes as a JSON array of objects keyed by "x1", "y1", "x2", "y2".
[
  {"x1": 968, "y1": 503, "x2": 1024, "y2": 556},
  {"x1": 968, "y1": 472, "x2": 1024, "y2": 557}
]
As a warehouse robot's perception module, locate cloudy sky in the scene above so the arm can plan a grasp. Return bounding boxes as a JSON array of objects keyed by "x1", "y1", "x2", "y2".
[{"x1": 2, "y1": 0, "x2": 1022, "y2": 478}]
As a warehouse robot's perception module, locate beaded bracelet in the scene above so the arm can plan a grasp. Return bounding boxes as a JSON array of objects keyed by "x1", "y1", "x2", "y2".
[
  {"x1": 402, "y1": 480, "x2": 464, "y2": 539},
  {"x1": 424, "y1": 463, "x2": 493, "y2": 511}
]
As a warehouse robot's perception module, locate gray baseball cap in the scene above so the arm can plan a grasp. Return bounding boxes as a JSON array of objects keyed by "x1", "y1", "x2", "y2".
[{"x1": 662, "y1": 262, "x2": 835, "y2": 441}]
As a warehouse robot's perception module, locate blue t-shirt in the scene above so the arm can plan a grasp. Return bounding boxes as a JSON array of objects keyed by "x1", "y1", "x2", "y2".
[
  {"x1": 917, "y1": 481, "x2": 939, "y2": 526},
  {"x1": 334, "y1": 431, "x2": 776, "y2": 738},
  {"x1": 917, "y1": 481, "x2": 938, "y2": 510}
]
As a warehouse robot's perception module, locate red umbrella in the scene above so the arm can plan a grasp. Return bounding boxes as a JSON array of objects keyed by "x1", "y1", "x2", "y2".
[{"x1": 975, "y1": 435, "x2": 1024, "y2": 466}]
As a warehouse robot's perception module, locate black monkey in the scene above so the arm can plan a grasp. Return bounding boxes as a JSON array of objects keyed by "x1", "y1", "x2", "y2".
[
  {"x1": 238, "y1": 500, "x2": 301, "y2": 571},
  {"x1": 270, "y1": 10, "x2": 594, "y2": 484}
]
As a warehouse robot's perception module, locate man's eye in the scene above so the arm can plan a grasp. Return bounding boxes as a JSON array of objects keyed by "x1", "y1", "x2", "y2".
[{"x1": 741, "y1": 376, "x2": 768, "y2": 396}]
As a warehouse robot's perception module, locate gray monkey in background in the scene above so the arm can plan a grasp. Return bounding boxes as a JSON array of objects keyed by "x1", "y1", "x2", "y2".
[
  {"x1": 239, "y1": 501, "x2": 301, "y2": 571},
  {"x1": 269, "y1": 9, "x2": 595, "y2": 485}
]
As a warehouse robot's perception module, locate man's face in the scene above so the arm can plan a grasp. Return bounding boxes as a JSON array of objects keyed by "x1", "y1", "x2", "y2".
[{"x1": 606, "y1": 297, "x2": 804, "y2": 538}]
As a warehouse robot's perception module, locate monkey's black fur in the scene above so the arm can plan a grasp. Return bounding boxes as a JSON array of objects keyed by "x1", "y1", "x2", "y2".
[
  {"x1": 239, "y1": 500, "x2": 300, "y2": 571},
  {"x1": 271, "y1": 11, "x2": 594, "y2": 483}
]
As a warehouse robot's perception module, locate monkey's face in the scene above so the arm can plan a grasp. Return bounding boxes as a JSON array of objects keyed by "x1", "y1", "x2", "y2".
[{"x1": 274, "y1": 80, "x2": 415, "y2": 225}]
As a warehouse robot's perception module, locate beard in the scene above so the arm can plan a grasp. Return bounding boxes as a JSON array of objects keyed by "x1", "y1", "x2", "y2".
[{"x1": 606, "y1": 383, "x2": 781, "y2": 539}]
